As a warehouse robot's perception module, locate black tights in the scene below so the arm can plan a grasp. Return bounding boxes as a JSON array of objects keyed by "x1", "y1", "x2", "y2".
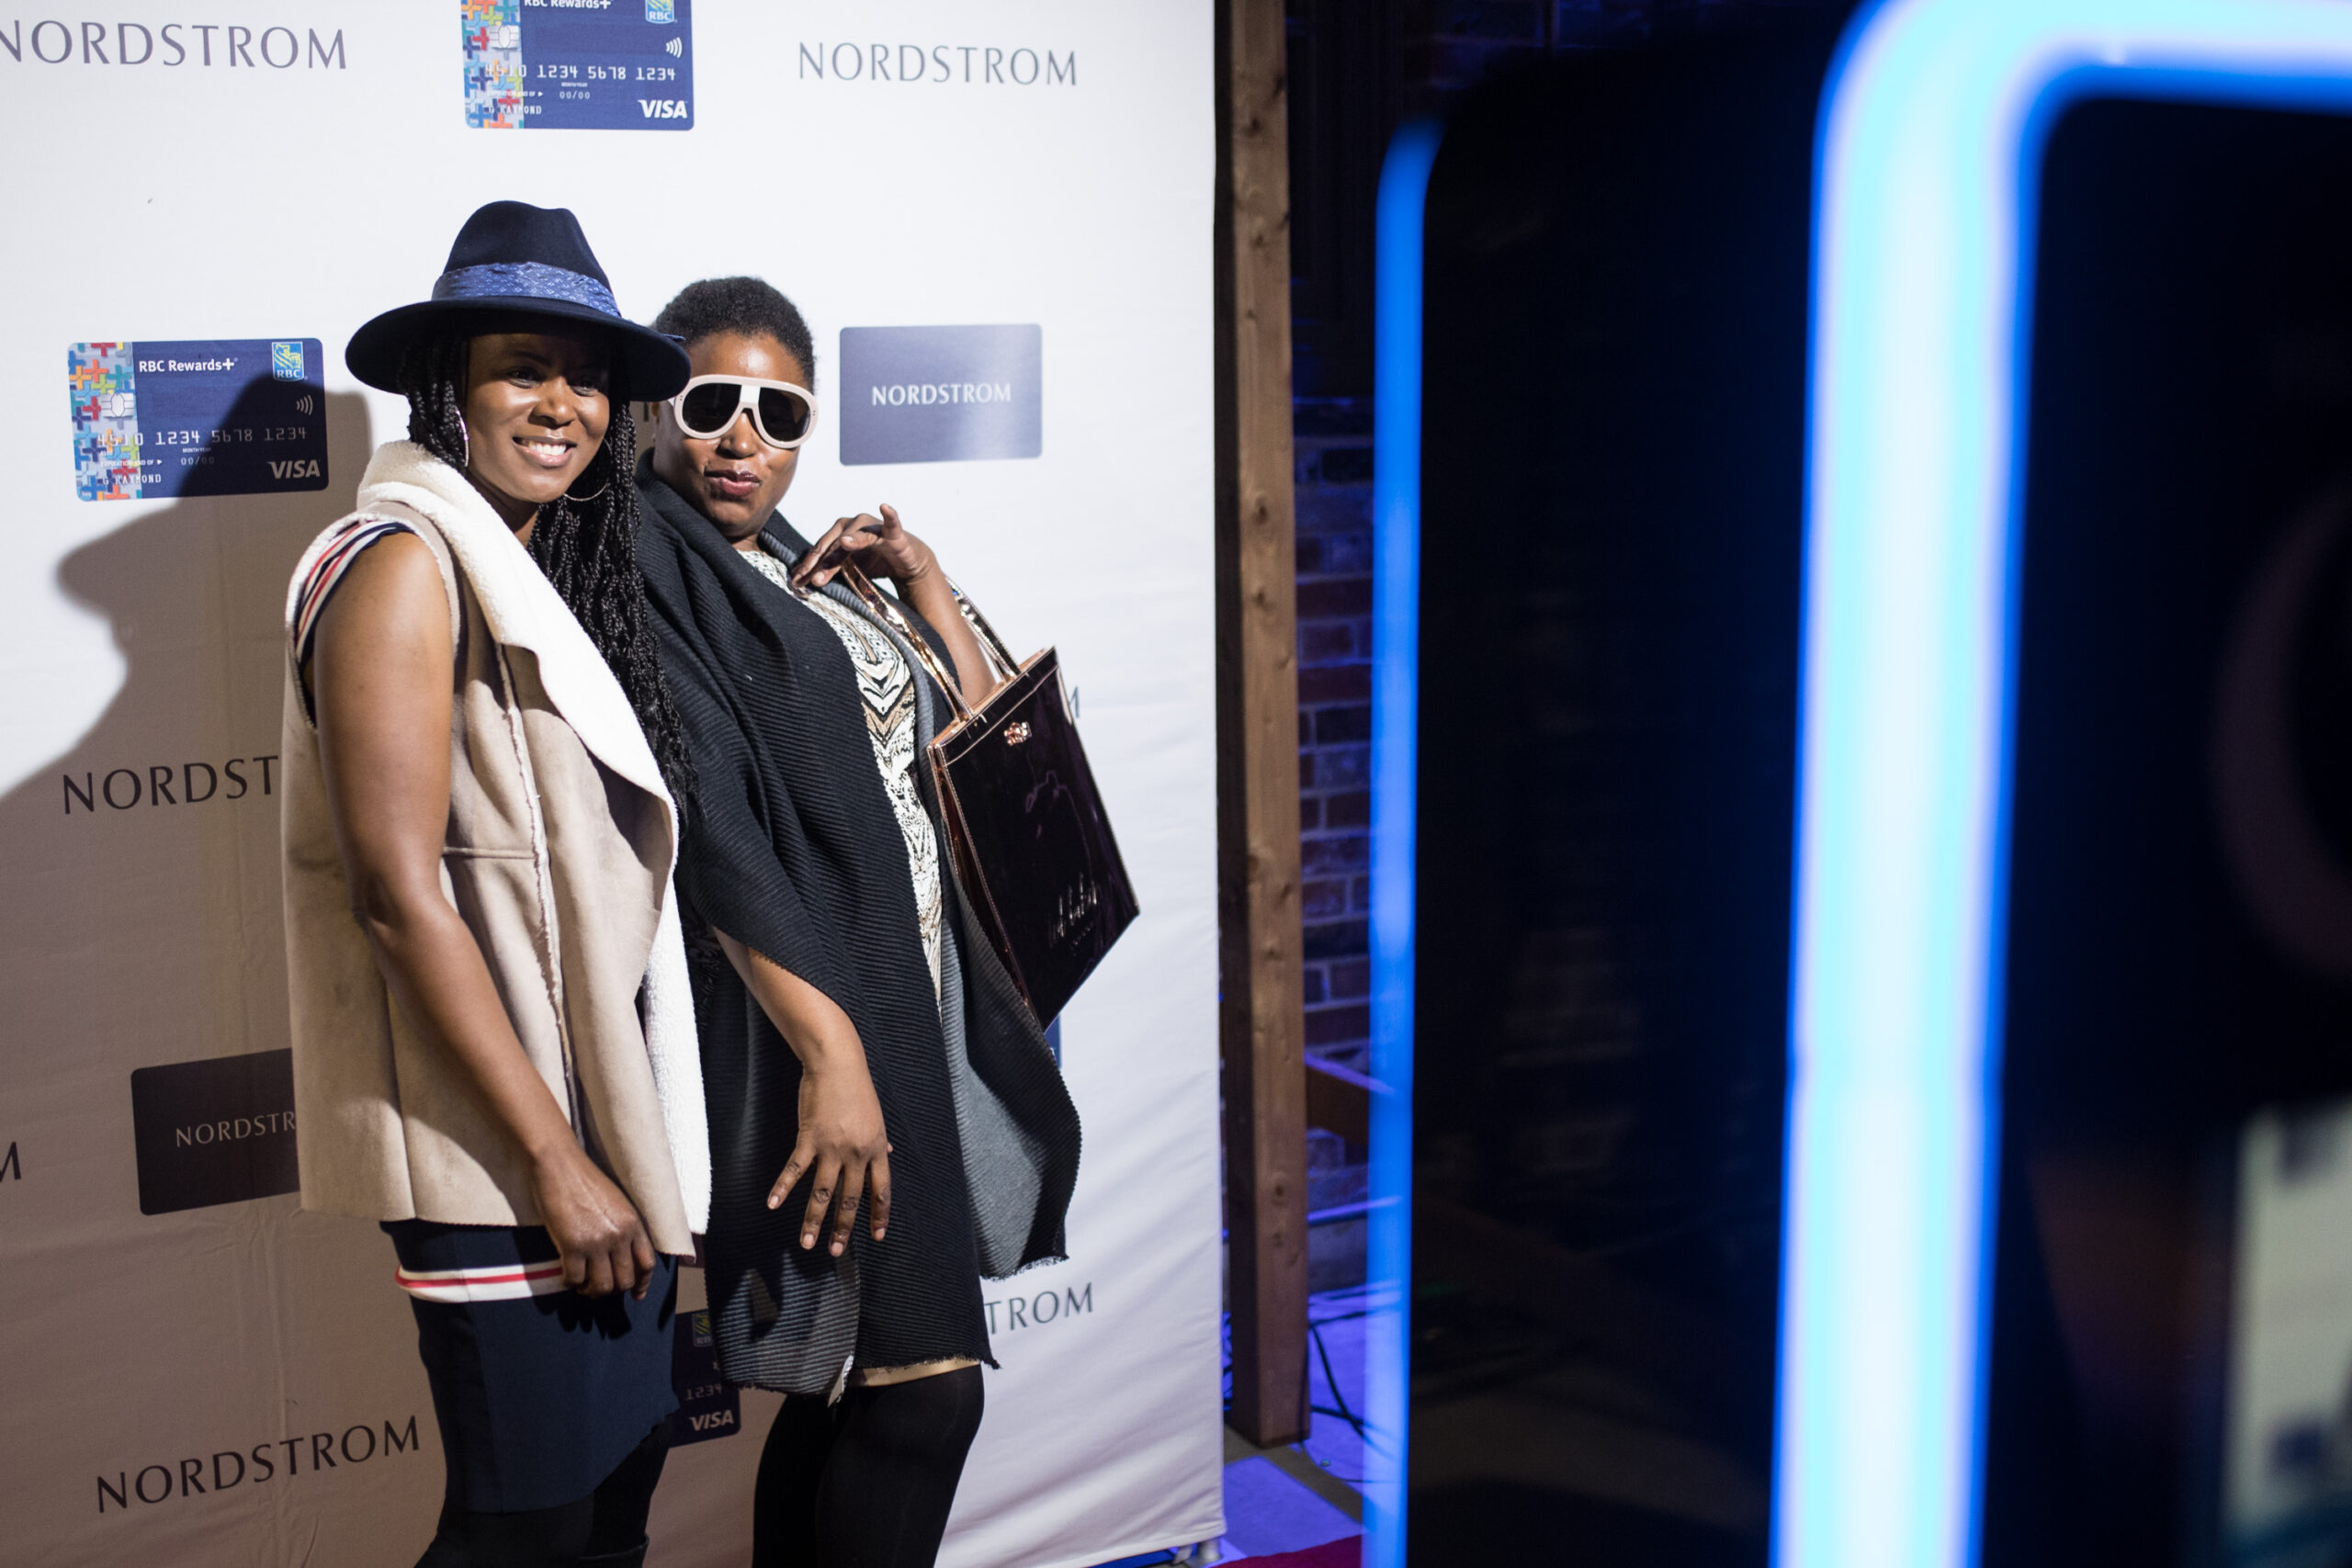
[
  {"x1": 415, "y1": 1421, "x2": 670, "y2": 1568},
  {"x1": 752, "y1": 1366, "x2": 987, "y2": 1568}
]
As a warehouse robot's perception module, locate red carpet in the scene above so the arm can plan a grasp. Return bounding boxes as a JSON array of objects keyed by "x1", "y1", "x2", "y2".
[{"x1": 1226, "y1": 1537, "x2": 1361, "y2": 1568}]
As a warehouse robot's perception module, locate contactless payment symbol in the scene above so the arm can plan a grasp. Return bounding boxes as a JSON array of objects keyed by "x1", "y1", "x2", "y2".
[
  {"x1": 462, "y1": 0, "x2": 693, "y2": 130},
  {"x1": 70, "y1": 338, "x2": 328, "y2": 501}
]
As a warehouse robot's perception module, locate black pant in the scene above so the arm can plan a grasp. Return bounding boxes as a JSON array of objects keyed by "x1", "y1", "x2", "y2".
[
  {"x1": 753, "y1": 1366, "x2": 987, "y2": 1568},
  {"x1": 415, "y1": 1420, "x2": 670, "y2": 1568}
]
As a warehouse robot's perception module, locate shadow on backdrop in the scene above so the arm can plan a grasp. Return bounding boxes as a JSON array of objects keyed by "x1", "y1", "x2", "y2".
[{"x1": 0, "y1": 386, "x2": 374, "y2": 1100}]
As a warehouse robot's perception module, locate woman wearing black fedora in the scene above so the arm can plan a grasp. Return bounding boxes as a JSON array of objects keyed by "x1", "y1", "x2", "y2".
[{"x1": 279, "y1": 201, "x2": 705, "y2": 1567}]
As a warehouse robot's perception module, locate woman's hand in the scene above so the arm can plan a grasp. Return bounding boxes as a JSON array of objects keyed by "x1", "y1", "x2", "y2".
[
  {"x1": 769, "y1": 1053, "x2": 894, "y2": 1256},
  {"x1": 710, "y1": 929, "x2": 897, "y2": 1258},
  {"x1": 530, "y1": 1145, "x2": 660, "y2": 1300},
  {"x1": 787, "y1": 503, "x2": 998, "y2": 705},
  {"x1": 789, "y1": 502, "x2": 934, "y2": 593}
]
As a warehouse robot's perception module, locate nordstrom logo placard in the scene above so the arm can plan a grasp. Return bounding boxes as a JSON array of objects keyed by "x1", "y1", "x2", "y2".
[
  {"x1": 129, "y1": 1049, "x2": 298, "y2": 1215},
  {"x1": 839, "y1": 324, "x2": 1041, "y2": 466}
]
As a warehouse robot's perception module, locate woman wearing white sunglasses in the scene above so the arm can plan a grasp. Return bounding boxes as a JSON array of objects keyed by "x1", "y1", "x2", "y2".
[{"x1": 634, "y1": 278, "x2": 1080, "y2": 1568}]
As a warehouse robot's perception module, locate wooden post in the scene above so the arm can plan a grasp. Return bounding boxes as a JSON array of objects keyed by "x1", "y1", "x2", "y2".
[{"x1": 1216, "y1": 0, "x2": 1310, "y2": 1449}]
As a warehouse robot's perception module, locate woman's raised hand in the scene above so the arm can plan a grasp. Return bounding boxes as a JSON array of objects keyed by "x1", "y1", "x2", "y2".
[
  {"x1": 530, "y1": 1145, "x2": 660, "y2": 1300},
  {"x1": 769, "y1": 1053, "x2": 894, "y2": 1256},
  {"x1": 785, "y1": 502, "x2": 999, "y2": 705},
  {"x1": 789, "y1": 502, "x2": 935, "y2": 592}
]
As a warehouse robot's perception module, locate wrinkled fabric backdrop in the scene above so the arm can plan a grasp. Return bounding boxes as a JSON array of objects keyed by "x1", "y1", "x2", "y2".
[{"x1": 0, "y1": 5, "x2": 1220, "y2": 1564}]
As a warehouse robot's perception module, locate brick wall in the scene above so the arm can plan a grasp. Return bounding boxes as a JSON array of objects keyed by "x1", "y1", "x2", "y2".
[{"x1": 1293, "y1": 398, "x2": 1375, "y2": 1075}]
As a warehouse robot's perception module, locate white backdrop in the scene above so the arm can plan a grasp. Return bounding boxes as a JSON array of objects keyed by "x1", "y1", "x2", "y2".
[{"x1": 0, "y1": 5, "x2": 1222, "y2": 1565}]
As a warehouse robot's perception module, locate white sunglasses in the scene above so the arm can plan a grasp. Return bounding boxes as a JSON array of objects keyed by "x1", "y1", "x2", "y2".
[{"x1": 667, "y1": 374, "x2": 820, "y2": 450}]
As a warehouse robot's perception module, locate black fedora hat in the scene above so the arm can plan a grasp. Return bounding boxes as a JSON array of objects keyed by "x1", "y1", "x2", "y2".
[{"x1": 346, "y1": 201, "x2": 690, "y2": 400}]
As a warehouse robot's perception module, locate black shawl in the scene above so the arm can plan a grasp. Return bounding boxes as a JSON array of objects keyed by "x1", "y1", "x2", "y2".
[{"x1": 636, "y1": 468, "x2": 1080, "y2": 1393}]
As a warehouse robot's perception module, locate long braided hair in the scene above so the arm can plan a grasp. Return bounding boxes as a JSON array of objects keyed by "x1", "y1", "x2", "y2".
[{"x1": 397, "y1": 333, "x2": 698, "y2": 818}]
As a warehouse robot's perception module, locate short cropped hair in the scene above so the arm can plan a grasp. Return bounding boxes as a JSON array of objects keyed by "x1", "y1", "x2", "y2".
[{"x1": 652, "y1": 276, "x2": 818, "y2": 389}]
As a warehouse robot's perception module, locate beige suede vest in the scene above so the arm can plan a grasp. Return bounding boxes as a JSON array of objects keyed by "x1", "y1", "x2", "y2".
[{"x1": 279, "y1": 443, "x2": 707, "y2": 1254}]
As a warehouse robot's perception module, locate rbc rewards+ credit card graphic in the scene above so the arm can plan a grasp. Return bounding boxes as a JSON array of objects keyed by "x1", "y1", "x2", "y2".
[
  {"x1": 464, "y1": 0, "x2": 694, "y2": 130},
  {"x1": 69, "y1": 339, "x2": 327, "y2": 502}
]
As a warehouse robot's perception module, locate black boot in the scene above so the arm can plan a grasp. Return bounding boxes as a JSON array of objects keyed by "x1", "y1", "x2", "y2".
[{"x1": 576, "y1": 1540, "x2": 649, "y2": 1568}]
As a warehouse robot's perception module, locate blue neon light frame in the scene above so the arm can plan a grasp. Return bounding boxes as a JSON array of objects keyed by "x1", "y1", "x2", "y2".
[
  {"x1": 1364, "y1": 116, "x2": 1442, "y2": 1568},
  {"x1": 1782, "y1": 5, "x2": 2352, "y2": 1568}
]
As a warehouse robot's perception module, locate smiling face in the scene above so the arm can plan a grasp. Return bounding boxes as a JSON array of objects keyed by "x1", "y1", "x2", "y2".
[
  {"x1": 458, "y1": 330, "x2": 613, "y2": 530},
  {"x1": 649, "y1": 331, "x2": 807, "y2": 547}
]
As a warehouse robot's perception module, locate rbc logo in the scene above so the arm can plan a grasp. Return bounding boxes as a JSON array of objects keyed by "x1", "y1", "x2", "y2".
[
  {"x1": 646, "y1": 0, "x2": 675, "y2": 21},
  {"x1": 270, "y1": 341, "x2": 304, "y2": 381},
  {"x1": 639, "y1": 98, "x2": 688, "y2": 118}
]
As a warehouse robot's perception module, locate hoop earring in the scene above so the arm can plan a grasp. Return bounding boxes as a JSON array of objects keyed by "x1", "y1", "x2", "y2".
[
  {"x1": 565, "y1": 443, "x2": 612, "y2": 504},
  {"x1": 457, "y1": 417, "x2": 470, "y2": 472}
]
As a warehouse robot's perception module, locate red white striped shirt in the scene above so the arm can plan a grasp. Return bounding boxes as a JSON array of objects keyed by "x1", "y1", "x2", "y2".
[
  {"x1": 393, "y1": 1258, "x2": 571, "y2": 1304},
  {"x1": 293, "y1": 516, "x2": 414, "y2": 671}
]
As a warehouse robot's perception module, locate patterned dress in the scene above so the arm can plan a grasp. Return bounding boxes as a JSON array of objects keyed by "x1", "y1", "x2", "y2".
[{"x1": 740, "y1": 547, "x2": 944, "y2": 1003}]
